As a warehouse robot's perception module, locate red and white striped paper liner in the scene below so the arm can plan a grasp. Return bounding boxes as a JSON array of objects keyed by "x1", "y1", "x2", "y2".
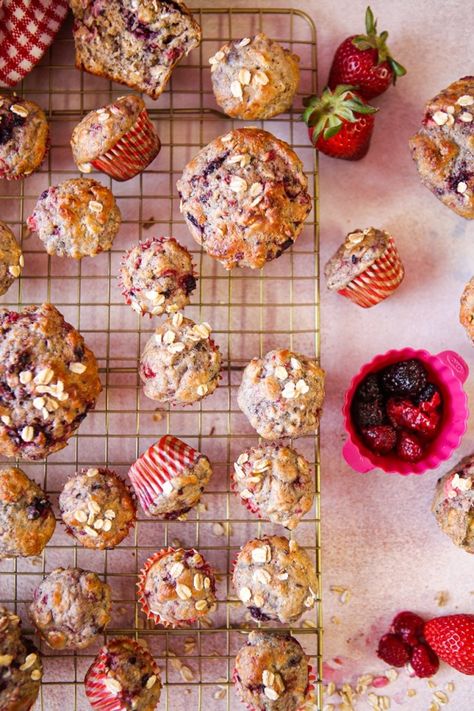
[
  {"x1": 90, "y1": 109, "x2": 160, "y2": 182},
  {"x1": 232, "y1": 664, "x2": 316, "y2": 711},
  {"x1": 128, "y1": 435, "x2": 202, "y2": 516},
  {"x1": 337, "y1": 236, "x2": 405, "y2": 308}
]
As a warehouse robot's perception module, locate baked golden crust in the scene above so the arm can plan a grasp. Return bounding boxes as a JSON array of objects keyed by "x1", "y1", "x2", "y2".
[{"x1": 460, "y1": 276, "x2": 474, "y2": 344}]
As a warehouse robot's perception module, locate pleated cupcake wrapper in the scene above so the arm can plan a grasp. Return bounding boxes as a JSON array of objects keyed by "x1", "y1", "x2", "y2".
[
  {"x1": 91, "y1": 109, "x2": 160, "y2": 182},
  {"x1": 230, "y1": 469, "x2": 262, "y2": 519},
  {"x1": 128, "y1": 435, "x2": 201, "y2": 516},
  {"x1": 337, "y1": 236, "x2": 405, "y2": 308},
  {"x1": 85, "y1": 638, "x2": 160, "y2": 710},
  {"x1": 232, "y1": 664, "x2": 316, "y2": 711}
]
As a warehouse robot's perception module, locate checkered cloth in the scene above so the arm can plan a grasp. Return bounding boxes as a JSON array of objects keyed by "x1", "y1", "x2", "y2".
[{"x1": 0, "y1": 0, "x2": 69, "y2": 88}]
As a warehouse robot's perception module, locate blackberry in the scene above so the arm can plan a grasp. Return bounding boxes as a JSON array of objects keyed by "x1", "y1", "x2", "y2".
[
  {"x1": 352, "y1": 397, "x2": 385, "y2": 427},
  {"x1": 381, "y1": 359, "x2": 427, "y2": 396},
  {"x1": 356, "y1": 373, "x2": 382, "y2": 402}
]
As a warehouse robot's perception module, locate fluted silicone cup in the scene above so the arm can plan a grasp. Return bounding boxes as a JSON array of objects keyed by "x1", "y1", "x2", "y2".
[{"x1": 342, "y1": 348, "x2": 469, "y2": 475}]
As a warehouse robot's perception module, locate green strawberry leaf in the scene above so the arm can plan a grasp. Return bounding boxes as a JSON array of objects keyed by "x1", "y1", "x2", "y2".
[
  {"x1": 352, "y1": 35, "x2": 376, "y2": 51},
  {"x1": 365, "y1": 5, "x2": 376, "y2": 35},
  {"x1": 390, "y1": 57, "x2": 407, "y2": 78},
  {"x1": 323, "y1": 123, "x2": 343, "y2": 140}
]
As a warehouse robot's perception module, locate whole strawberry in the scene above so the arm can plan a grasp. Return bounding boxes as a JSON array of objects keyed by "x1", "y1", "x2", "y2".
[
  {"x1": 424, "y1": 614, "x2": 474, "y2": 675},
  {"x1": 328, "y1": 6, "x2": 407, "y2": 100},
  {"x1": 303, "y1": 85, "x2": 378, "y2": 161}
]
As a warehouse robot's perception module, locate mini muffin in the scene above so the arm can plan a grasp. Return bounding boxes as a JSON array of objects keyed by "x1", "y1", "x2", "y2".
[
  {"x1": 59, "y1": 467, "x2": 136, "y2": 549},
  {"x1": 232, "y1": 444, "x2": 313, "y2": 530},
  {"x1": 0, "y1": 605, "x2": 43, "y2": 711},
  {"x1": 0, "y1": 94, "x2": 49, "y2": 179},
  {"x1": 0, "y1": 303, "x2": 102, "y2": 461},
  {"x1": 29, "y1": 567, "x2": 112, "y2": 650},
  {"x1": 238, "y1": 350, "x2": 325, "y2": 440},
  {"x1": 210, "y1": 33, "x2": 300, "y2": 120},
  {"x1": 27, "y1": 178, "x2": 121, "y2": 259},
  {"x1": 0, "y1": 467, "x2": 56, "y2": 558},
  {"x1": 139, "y1": 313, "x2": 221, "y2": 405},
  {"x1": 460, "y1": 277, "x2": 474, "y2": 344},
  {"x1": 324, "y1": 227, "x2": 405, "y2": 308},
  {"x1": 70, "y1": 0, "x2": 201, "y2": 100},
  {"x1": 119, "y1": 236, "x2": 197, "y2": 317},
  {"x1": 85, "y1": 637, "x2": 162, "y2": 711},
  {"x1": 71, "y1": 95, "x2": 161, "y2": 181},
  {"x1": 233, "y1": 535, "x2": 318, "y2": 624},
  {"x1": 138, "y1": 547, "x2": 217, "y2": 627},
  {"x1": 409, "y1": 76, "x2": 474, "y2": 219},
  {"x1": 234, "y1": 631, "x2": 312, "y2": 711},
  {"x1": 432, "y1": 454, "x2": 474, "y2": 554},
  {"x1": 128, "y1": 435, "x2": 212, "y2": 518},
  {"x1": 177, "y1": 127, "x2": 311, "y2": 270},
  {"x1": 0, "y1": 221, "x2": 23, "y2": 296}
]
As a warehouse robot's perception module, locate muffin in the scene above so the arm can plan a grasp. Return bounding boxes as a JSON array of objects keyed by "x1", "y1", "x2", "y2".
[
  {"x1": 128, "y1": 435, "x2": 212, "y2": 518},
  {"x1": 70, "y1": 0, "x2": 201, "y2": 100},
  {"x1": 138, "y1": 547, "x2": 217, "y2": 627},
  {"x1": 0, "y1": 221, "x2": 23, "y2": 296},
  {"x1": 233, "y1": 631, "x2": 312, "y2": 711},
  {"x1": 59, "y1": 467, "x2": 136, "y2": 549},
  {"x1": 238, "y1": 350, "x2": 325, "y2": 440},
  {"x1": 0, "y1": 94, "x2": 49, "y2": 179},
  {"x1": 232, "y1": 444, "x2": 313, "y2": 530},
  {"x1": 0, "y1": 467, "x2": 56, "y2": 558},
  {"x1": 177, "y1": 127, "x2": 312, "y2": 270},
  {"x1": 232, "y1": 535, "x2": 318, "y2": 623},
  {"x1": 139, "y1": 313, "x2": 221, "y2": 405},
  {"x1": 460, "y1": 277, "x2": 474, "y2": 344},
  {"x1": 409, "y1": 76, "x2": 474, "y2": 219},
  {"x1": 0, "y1": 605, "x2": 43, "y2": 711},
  {"x1": 85, "y1": 637, "x2": 162, "y2": 711},
  {"x1": 324, "y1": 227, "x2": 405, "y2": 308},
  {"x1": 71, "y1": 95, "x2": 161, "y2": 181},
  {"x1": 119, "y1": 236, "x2": 197, "y2": 317},
  {"x1": 29, "y1": 567, "x2": 112, "y2": 650},
  {"x1": 0, "y1": 303, "x2": 102, "y2": 461},
  {"x1": 432, "y1": 454, "x2": 474, "y2": 554},
  {"x1": 27, "y1": 178, "x2": 121, "y2": 259},
  {"x1": 210, "y1": 33, "x2": 300, "y2": 120}
]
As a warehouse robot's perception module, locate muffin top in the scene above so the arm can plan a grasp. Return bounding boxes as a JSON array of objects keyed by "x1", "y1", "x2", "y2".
[
  {"x1": 0, "y1": 94, "x2": 49, "y2": 178},
  {"x1": 432, "y1": 453, "x2": 474, "y2": 553},
  {"x1": 0, "y1": 605, "x2": 43, "y2": 711},
  {"x1": 324, "y1": 227, "x2": 391, "y2": 291},
  {"x1": 0, "y1": 220, "x2": 23, "y2": 297},
  {"x1": 460, "y1": 276, "x2": 474, "y2": 344}
]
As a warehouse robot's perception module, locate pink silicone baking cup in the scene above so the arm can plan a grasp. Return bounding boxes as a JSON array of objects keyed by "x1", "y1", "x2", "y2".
[
  {"x1": 337, "y1": 235, "x2": 405, "y2": 308},
  {"x1": 232, "y1": 663, "x2": 316, "y2": 711},
  {"x1": 342, "y1": 348, "x2": 469, "y2": 475},
  {"x1": 91, "y1": 109, "x2": 160, "y2": 181}
]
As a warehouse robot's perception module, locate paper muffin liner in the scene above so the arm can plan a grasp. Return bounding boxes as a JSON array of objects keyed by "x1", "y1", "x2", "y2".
[
  {"x1": 337, "y1": 235, "x2": 405, "y2": 308},
  {"x1": 232, "y1": 663, "x2": 316, "y2": 711},
  {"x1": 91, "y1": 109, "x2": 160, "y2": 181},
  {"x1": 128, "y1": 435, "x2": 202, "y2": 516},
  {"x1": 85, "y1": 637, "x2": 161, "y2": 710}
]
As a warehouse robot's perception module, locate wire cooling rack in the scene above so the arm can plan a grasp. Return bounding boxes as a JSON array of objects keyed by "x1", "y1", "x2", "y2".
[{"x1": 0, "y1": 7, "x2": 320, "y2": 710}]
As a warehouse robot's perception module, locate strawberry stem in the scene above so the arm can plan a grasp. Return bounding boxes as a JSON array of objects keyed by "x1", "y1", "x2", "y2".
[{"x1": 353, "y1": 6, "x2": 407, "y2": 80}]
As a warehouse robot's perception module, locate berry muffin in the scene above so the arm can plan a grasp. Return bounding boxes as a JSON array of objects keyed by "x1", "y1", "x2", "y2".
[
  {"x1": 233, "y1": 631, "x2": 312, "y2": 710},
  {"x1": 29, "y1": 567, "x2": 112, "y2": 650},
  {"x1": 128, "y1": 435, "x2": 212, "y2": 518},
  {"x1": 232, "y1": 444, "x2": 313, "y2": 530},
  {"x1": 0, "y1": 94, "x2": 49, "y2": 179},
  {"x1": 0, "y1": 605, "x2": 43, "y2": 711},
  {"x1": 177, "y1": 127, "x2": 311, "y2": 270},
  {"x1": 139, "y1": 313, "x2": 221, "y2": 405},
  {"x1": 210, "y1": 33, "x2": 300, "y2": 120},
  {"x1": 459, "y1": 276, "x2": 474, "y2": 344},
  {"x1": 119, "y1": 237, "x2": 197, "y2": 317},
  {"x1": 85, "y1": 637, "x2": 162, "y2": 711},
  {"x1": 138, "y1": 547, "x2": 217, "y2": 627},
  {"x1": 27, "y1": 178, "x2": 121, "y2": 259},
  {"x1": 70, "y1": 0, "x2": 201, "y2": 100},
  {"x1": 432, "y1": 454, "x2": 474, "y2": 554},
  {"x1": 0, "y1": 221, "x2": 23, "y2": 296},
  {"x1": 238, "y1": 350, "x2": 325, "y2": 440},
  {"x1": 59, "y1": 467, "x2": 136, "y2": 550},
  {"x1": 409, "y1": 76, "x2": 474, "y2": 219},
  {"x1": 233, "y1": 535, "x2": 318, "y2": 624},
  {"x1": 0, "y1": 303, "x2": 102, "y2": 461},
  {"x1": 0, "y1": 467, "x2": 56, "y2": 558},
  {"x1": 71, "y1": 95, "x2": 161, "y2": 181}
]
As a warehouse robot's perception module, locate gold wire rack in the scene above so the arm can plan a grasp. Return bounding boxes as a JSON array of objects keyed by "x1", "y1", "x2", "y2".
[{"x1": 0, "y1": 7, "x2": 321, "y2": 710}]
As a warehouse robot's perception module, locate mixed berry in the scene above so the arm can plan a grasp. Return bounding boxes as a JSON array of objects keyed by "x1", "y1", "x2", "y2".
[
  {"x1": 377, "y1": 611, "x2": 440, "y2": 678},
  {"x1": 351, "y1": 359, "x2": 443, "y2": 462}
]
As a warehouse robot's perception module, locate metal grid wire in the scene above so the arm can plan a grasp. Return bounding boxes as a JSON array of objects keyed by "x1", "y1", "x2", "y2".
[{"x1": 0, "y1": 7, "x2": 321, "y2": 710}]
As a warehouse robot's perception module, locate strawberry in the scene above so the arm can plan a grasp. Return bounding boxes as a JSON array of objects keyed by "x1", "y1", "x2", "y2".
[
  {"x1": 396, "y1": 430, "x2": 424, "y2": 462},
  {"x1": 361, "y1": 424, "x2": 397, "y2": 454},
  {"x1": 391, "y1": 611, "x2": 425, "y2": 647},
  {"x1": 377, "y1": 633, "x2": 411, "y2": 667},
  {"x1": 424, "y1": 614, "x2": 474, "y2": 675},
  {"x1": 409, "y1": 644, "x2": 440, "y2": 678},
  {"x1": 327, "y1": 6, "x2": 407, "y2": 100},
  {"x1": 303, "y1": 85, "x2": 377, "y2": 161}
]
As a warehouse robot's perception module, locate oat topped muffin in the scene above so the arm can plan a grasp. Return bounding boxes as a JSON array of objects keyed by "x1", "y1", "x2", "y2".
[
  {"x1": 325, "y1": 227, "x2": 393, "y2": 290},
  {"x1": 0, "y1": 221, "x2": 23, "y2": 296},
  {"x1": 460, "y1": 276, "x2": 474, "y2": 344},
  {"x1": 0, "y1": 94, "x2": 49, "y2": 179},
  {"x1": 432, "y1": 454, "x2": 474, "y2": 554},
  {"x1": 0, "y1": 604, "x2": 43, "y2": 711}
]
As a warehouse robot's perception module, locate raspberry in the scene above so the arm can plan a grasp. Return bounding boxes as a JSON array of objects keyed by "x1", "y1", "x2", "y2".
[
  {"x1": 381, "y1": 359, "x2": 427, "y2": 396},
  {"x1": 416, "y1": 383, "x2": 442, "y2": 412},
  {"x1": 353, "y1": 398, "x2": 385, "y2": 427},
  {"x1": 356, "y1": 373, "x2": 382, "y2": 402},
  {"x1": 377, "y1": 633, "x2": 411, "y2": 667},
  {"x1": 361, "y1": 425, "x2": 397, "y2": 454},
  {"x1": 391, "y1": 611, "x2": 425, "y2": 646},
  {"x1": 409, "y1": 643, "x2": 440, "y2": 678},
  {"x1": 396, "y1": 430, "x2": 424, "y2": 462},
  {"x1": 386, "y1": 398, "x2": 440, "y2": 439}
]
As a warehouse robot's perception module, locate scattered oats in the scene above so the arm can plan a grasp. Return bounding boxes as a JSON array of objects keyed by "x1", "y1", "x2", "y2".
[
  {"x1": 10, "y1": 103, "x2": 28, "y2": 117},
  {"x1": 89, "y1": 200, "x2": 103, "y2": 213},
  {"x1": 340, "y1": 589, "x2": 351, "y2": 604},
  {"x1": 230, "y1": 80, "x2": 243, "y2": 99},
  {"x1": 385, "y1": 668, "x2": 398, "y2": 682},
  {"x1": 264, "y1": 687, "x2": 279, "y2": 701},
  {"x1": 176, "y1": 583, "x2": 192, "y2": 600},
  {"x1": 145, "y1": 674, "x2": 157, "y2": 689},
  {"x1": 78, "y1": 162, "x2": 92, "y2": 173},
  {"x1": 30, "y1": 669, "x2": 42, "y2": 681},
  {"x1": 200, "y1": 615, "x2": 213, "y2": 628},
  {"x1": 239, "y1": 68, "x2": 251, "y2": 85},
  {"x1": 221, "y1": 133, "x2": 232, "y2": 143},
  {"x1": 131, "y1": 300, "x2": 142, "y2": 314},
  {"x1": 435, "y1": 590, "x2": 449, "y2": 606},
  {"x1": 295, "y1": 379, "x2": 310, "y2": 395},
  {"x1": 34, "y1": 368, "x2": 54, "y2": 385},
  {"x1": 209, "y1": 50, "x2": 225, "y2": 64},
  {"x1": 194, "y1": 573, "x2": 204, "y2": 591},
  {"x1": 74, "y1": 510, "x2": 87, "y2": 523},
  {"x1": 434, "y1": 691, "x2": 448, "y2": 704},
  {"x1": 323, "y1": 706, "x2": 335, "y2": 711},
  {"x1": 406, "y1": 689, "x2": 417, "y2": 697},
  {"x1": 197, "y1": 383, "x2": 208, "y2": 397},
  {"x1": 457, "y1": 94, "x2": 474, "y2": 106},
  {"x1": 8, "y1": 265, "x2": 20, "y2": 278},
  {"x1": 281, "y1": 381, "x2": 296, "y2": 399},
  {"x1": 93, "y1": 518, "x2": 104, "y2": 530},
  {"x1": 277, "y1": 572, "x2": 288, "y2": 581},
  {"x1": 237, "y1": 37, "x2": 251, "y2": 47},
  {"x1": 214, "y1": 689, "x2": 226, "y2": 700},
  {"x1": 32, "y1": 397, "x2": 45, "y2": 410},
  {"x1": 427, "y1": 679, "x2": 436, "y2": 689},
  {"x1": 239, "y1": 586, "x2": 252, "y2": 603},
  {"x1": 432, "y1": 110, "x2": 448, "y2": 125},
  {"x1": 172, "y1": 312, "x2": 184, "y2": 328},
  {"x1": 274, "y1": 365, "x2": 288, "y2": 380},
  {"x1": 69, "y1": 362, "x2": 87, "y2": 374},
  {"x1": 19, "y1": 370, "x2": 32, "y2": 385},
  {"x1": 195, "y1": 599, "x2": 208, "y2": 611},
  {"x1": 330, "y1": 616, "x2": 341, "y2": 624},
  {"x1": 289, "y1": 539, "x2": 298, "y2": 553},
  {"x1": 290, "y1": 358, "x2": 301, "y2": 370},
  {"x1": 19, "y1": 254, "x2": 24, "y2": 267},
  {"x1": 457, "y1": 181, "x2": 468, "y2": 194},
  {"x1": 0, "y1": 655, "x2": 13, "y2": 666},
  {"x1": 180, "y1": 665, "x2": 194, "y2": 682},
  {"x1": 253, "y1": 458, "x2": 271, "y2": 472},
  {"x1": 228, "y1": 154, "x2": 244, "y2": 164},
  {"x1": 21, "y1": 426, "x2": 34, "y2": 442},
  {"x1": 303, "y1": 619, "x2": 317, "y2": 629},
  {"x1": 262, "y1": 670, "x2": 275, "y2": 687},
  {"x1": 240, "y1": 488, "x2": 252, "y2": 499},
  {"x1": 460, "y1": 112, "x2": 473, "y2": 122},
  {"x1": 229, "y1": 175, "x2": 247, "y2": 193},
  {"x1": 234, "y1": 463, "x2": 245, "y2": 479},
  {"x1": 251, "y1": 195, "x2": 263, "y2": 207},
  {"x1": 105, "y1": 678, "x2": 122, "y2": 694},
  {"x1": 249, "y1": 181, "x2": 263, "y2": 198},
  {"x1": 253, "y1": 71, "x2": 269, "y2": 86},
  {"x1": 237, "y1": 452, "x2": 249, "y2": 465},
  {"x1": 251, "y1": 545, "x2": 270, "y2": 563},
  {"x1": 204, "y1": 577, "x2": 211, "y2": 590},
  {"x1": 184, "y1": 638, "x2": 196, "y2": 654},
  {"x1": 304, "y1": 596, "x2": 314, "y2": 608},
  {"x1": 88, "y1": 500, "x2": 101, "y2": 514},
  {"x1": 104, "y1": 509, "x2": 116, "y2": 520},
  {"x1": 168, "y1": 341, "x2": 185, "y2": 354},
  {"x1": 84, "y1": 525, "x2": 98, "y2": 537},
  {"x1": 1, "y1": 415, "x2": 11, "y2": 425},
  {"x1": 97, "y1": 111, "x2": 110, "y2": 123},
  {"x1": 254, "y1": 568, "x2": 271, "y2": 585},
  {"x1": 87, "y1": 468, "x2": 99, "y2": 477},
  {"x1": 445, "y1": 682, "x2": 455, "y2": 693},
  {"x1": 163, "y1": 330, "x2": 176, "y2": 344},
  {"x1": 429, "y1": 703, "x2": 440, "y2": 711},
  {"x1": 19, "y1": 654, "x2": 37, "y2": 671}
]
